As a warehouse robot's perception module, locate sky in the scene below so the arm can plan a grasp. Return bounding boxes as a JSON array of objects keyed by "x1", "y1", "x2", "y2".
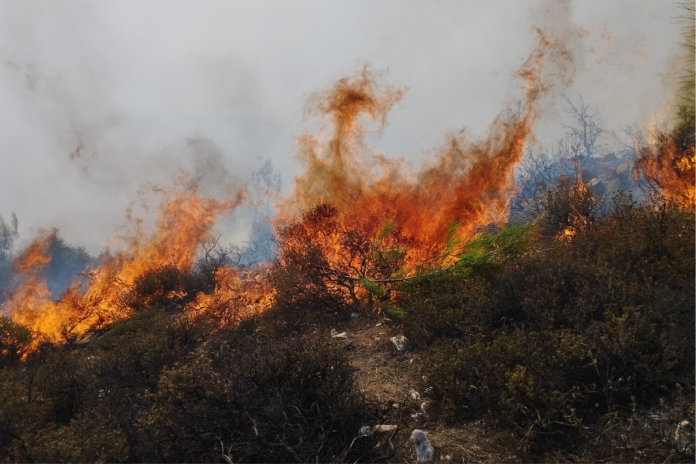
[{"x1": 0, "y1": 0, "x2": 685, "y2": 253}]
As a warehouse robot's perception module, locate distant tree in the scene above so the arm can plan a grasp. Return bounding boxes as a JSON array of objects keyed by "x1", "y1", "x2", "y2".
[
  {"x1": 562, "y1": 94, "x2": 606, "y2": 159},
  {"x1": 0, "y1": 213, "x2": 18, "y2": 257}
]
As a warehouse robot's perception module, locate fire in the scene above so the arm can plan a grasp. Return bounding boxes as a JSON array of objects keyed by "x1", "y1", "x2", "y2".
[
  {"x1": 635, "y1": 124, "x2": 696, "y2": 206},
  {"x1": 280, "y1": 31, "x2": 559, "y2": 266},
  {"x1": 2, "y1": 178, "x2": 245, "y2": 346},
  {"x1": 3, "y1": 29, "x2": 573, "y2": 345}
]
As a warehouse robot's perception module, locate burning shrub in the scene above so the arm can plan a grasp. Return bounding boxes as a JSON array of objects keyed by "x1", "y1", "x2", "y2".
[
  {"x1": 136, "y1": 324, "x2": 374, "y2": 462},
  {"x1": 270, "y1": 204, "x2": 410, "y2": 319},
  {"x1": 0, "y1": 316, "x2": 31, "y2": 368},
  {"x1": 124, "y1": 264, "x2": 215, "y2": 312},
  {"x1": 635, "y1": 116, "x2": 695, "y2": 206},
  {"x1": 539, "y1": 175, "x2": 603, "y2": 236}
]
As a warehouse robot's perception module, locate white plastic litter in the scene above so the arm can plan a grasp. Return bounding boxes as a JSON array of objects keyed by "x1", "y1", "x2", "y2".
[
  {"x1": 358, "y1": 426, "x2": 372, "y2": 437},
  {"x1": 330, "y1": 329, "x2": 347, "y2": 339},
  {"x1": 390, "y1": 335, "x2": 408, "y2": 351},
  {"x1": 412, "y1": 429, "x2": 434, "y2": 462}
]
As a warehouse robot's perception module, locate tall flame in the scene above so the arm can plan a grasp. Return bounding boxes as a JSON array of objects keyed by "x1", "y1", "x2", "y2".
[
  {"x1": 281, "y1": 31, "x2": 558, "y2": 263},
  {"x1": 3, "y1": 29, "x2": 574, "y2": 345}
]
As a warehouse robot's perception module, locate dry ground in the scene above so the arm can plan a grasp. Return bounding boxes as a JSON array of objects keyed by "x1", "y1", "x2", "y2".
[{"x1": 327, "y1": 314, "x2": 515, "y2": 463}]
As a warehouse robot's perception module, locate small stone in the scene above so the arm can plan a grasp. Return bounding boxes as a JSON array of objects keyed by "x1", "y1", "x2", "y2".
[
  {"x1": 410, "y1": 390, "x2": 421, "y2": 401},
  {"x1": 390, "y1": 335, "x2": 408, "y2": 351},
  {"x1": 392, "y1": 403, "x2": 400, "y2": 409},
  {"x1": 373, "y1": 424, "x2": 397, "y2": 433}
]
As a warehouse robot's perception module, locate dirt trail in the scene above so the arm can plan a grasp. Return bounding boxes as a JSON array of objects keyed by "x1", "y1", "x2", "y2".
[{"x1": 330, "y1": 315, "x2": 513, "y2": 463}]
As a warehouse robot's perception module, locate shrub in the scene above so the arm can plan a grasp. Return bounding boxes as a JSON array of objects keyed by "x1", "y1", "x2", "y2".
[
  {"x1": 136, "y1": 325, "x2": 375, "y2": 462},
  {"x1": 270, "y1": 204, "x2": 411, "y2": 320},
  {"x1": 0, "y1": 316, "x2": 31, "y2": 368},
  {"x1": 412, "y1": 195, "x2": 694, "y2": 458}
]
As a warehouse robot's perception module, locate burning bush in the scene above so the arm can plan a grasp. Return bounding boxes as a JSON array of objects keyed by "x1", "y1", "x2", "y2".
[
  {"x1": 0, "y1": 316, "x2": 31, "y2": 368},
  {"x1": 270, "y1": 203, "x2": 411, "y2": 319},
  {"x1": 635, "y1": 115, "x2": 695, "y2": 206}
]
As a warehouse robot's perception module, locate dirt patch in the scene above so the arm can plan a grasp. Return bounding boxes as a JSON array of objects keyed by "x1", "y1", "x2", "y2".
[{"x1": 326, "y1": 314, "x2": 511, "y2": 463}]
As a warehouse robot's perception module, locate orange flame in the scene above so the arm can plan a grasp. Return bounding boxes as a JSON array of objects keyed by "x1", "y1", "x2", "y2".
[
  {"x1": 281, "y1": 31, "x2": 558, "y2": 264},
  {"x1": 3, "y1": 29, "x2": 574, "y2": 345},
  {"x1": 3, "y1": 178, "x2": 245, "y2": 346}
]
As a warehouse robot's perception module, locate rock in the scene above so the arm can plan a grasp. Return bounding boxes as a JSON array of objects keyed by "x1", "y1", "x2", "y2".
[
  {"x1": 410, "y1": 390, "x2": 421, "y2": 401},
  {"x1": 411, "y1": 429, "x2": 434, "y2": 462},
  {"x1": 390, "y1": 335, "x2": 408, "y2": 351}
]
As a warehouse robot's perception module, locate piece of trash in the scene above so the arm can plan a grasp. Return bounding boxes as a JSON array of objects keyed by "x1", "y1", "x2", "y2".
[
  {"x1": 412, "y1": 429, "x2": 434, "y2": 462},
  {"x1": 330, "y1": 329, "x2": 347, "y2": 339},
  {"x1": 390, "y1": 335, "x2": 408, "y2": 351},
  {"x1": 421, "y1": 401, "x2": 429, "y2": 414},
  {"x1": 373, "y1": 424, "x2": 397, "y2": 432},
  {"x1": 410, "y1": 390, "x2": 421, "y2": 401},
  {"x1": 358, "y1": 426, "x2": 372, "y2": 437},
  {"x1": 351, "y1": 312, "x2": 359, "y2": 318}
]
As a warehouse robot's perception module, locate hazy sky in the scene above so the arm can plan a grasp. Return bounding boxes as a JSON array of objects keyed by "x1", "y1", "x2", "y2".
[{"x1": 0, "y1": 0, "x2": 685, "y2": 252}]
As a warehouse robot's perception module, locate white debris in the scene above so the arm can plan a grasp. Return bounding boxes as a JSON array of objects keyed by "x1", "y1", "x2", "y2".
[
  {"x1": 358, "y1": 426, "x2": 372, "y2": 437},
  {"x1": 330, "y1": 329, "x2": 347, "y2": 339},
  {"x1": 390, "y1": 335, "x2": 408, "y2": 351},
  {"x1": 421, "y1": 401, "x2": 429, "y2": 414},
  {"x1": 410, "y1": 390, "x2": 421, "y2": 401},
  {"x1": 412, "y1": 429, "x2": 434, "y2": 462},
  {"x1": 351, "y1": 312, "x2": 360, "y2": 318},
  {"x1": 373, "y1": 424, "x2": 397, "y2": 433}
]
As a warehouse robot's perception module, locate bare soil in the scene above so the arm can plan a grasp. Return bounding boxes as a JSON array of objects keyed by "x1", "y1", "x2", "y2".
[{"x1": 328, "y1": 314, "x2": 514, "y2": 463}]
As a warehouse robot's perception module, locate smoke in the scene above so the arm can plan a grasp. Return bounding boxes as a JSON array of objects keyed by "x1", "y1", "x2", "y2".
[{"x1": 0, "y1": 0, "x2": 684, "y2": 254}]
